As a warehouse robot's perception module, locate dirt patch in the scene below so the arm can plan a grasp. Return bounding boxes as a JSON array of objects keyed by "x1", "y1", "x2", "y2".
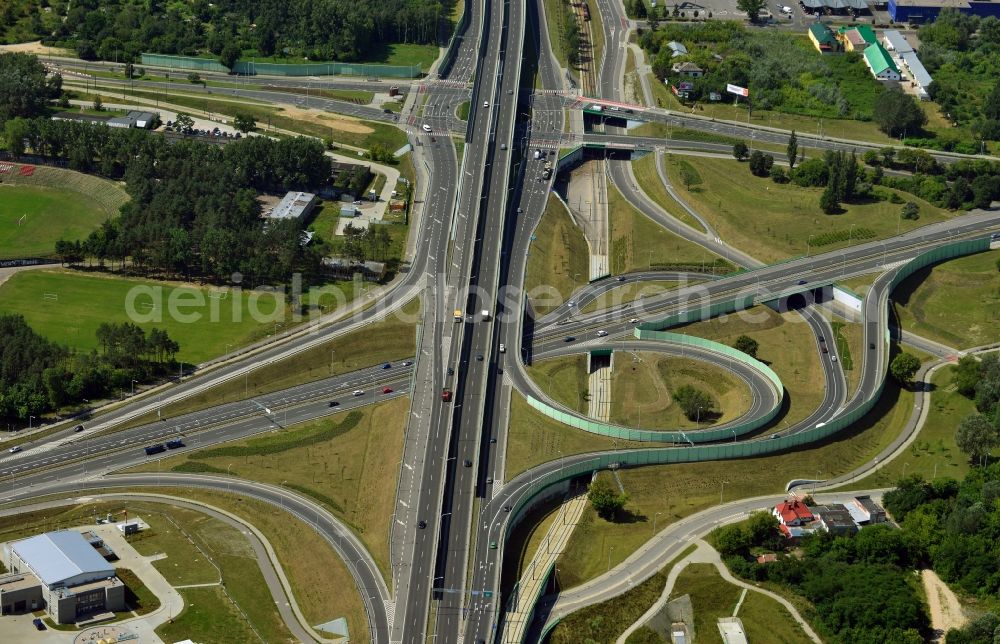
[
  {"x1": 922, "y1": 569, "x2": 966, "y2": 641},
  {"x1": 0, "y1": 40, "x2": 71, "y2": 56},
  {"x1": 278, "y1": 105, "x2": 374, "y2": 134}
]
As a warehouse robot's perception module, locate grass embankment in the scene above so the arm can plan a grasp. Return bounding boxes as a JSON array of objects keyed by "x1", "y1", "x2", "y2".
[
  {"x1": 631, "y1": 153, "x2": 700, "y2": 231},
  {"x1": 0, "y1": 500, "x2": 294, "y2": 642},
  {"x1": 831, "y1": 320, "x2": 863, "y2": 397},
  {"x1": 542, "y1": 0, "x2": 573, "y2": 76},
  {"x1": 457, "y1": 101, "x2": 470, "y2": 121},
  {"x1": 844, "y1": 363, "x2": 985, "y2": 489},
  {"x1": 525, "y1": 194, "x2": 589, "y2": 316},
  {"x1": 0, "y1": 166, "x2": 129, "y2": 258},
  {"x1": 0, "y1": 270, "x2": 301, "y2": 364},
  {"x1": 838, "y1": 272, "x2": 879, "y2": 298},
  {"x1": 547, "y1": 544, "x2": 697, "y2": 643},
  {"x1": 579, "y1": 280, "x2": 687, "y2": 314},
  {"x1": 609, "y1": 354, "x2": 752, "y2": 429},
  {"x1": 525, "y1": 355, "x2": 590, "y2": 414},
  {"x1": 67, "y1": 83, "x2": 407, "y2": 151},
  {"x1": 556, "y1": 374, "x2": 915, "y2": 586},
  {"x1": 892, "y1": 250, "x2": 1000, "y2": 349},
  {"x1": 129, "y1": 398, "x2": 408, "y2": 579},
  {"x1": 504, "y1": 393, "x2": 673, "y2": 480},
  {"x1": 653, "y1": 81, "x2": 893, "y2": 145},
  {"x1": 666, "y1": 156, "x2": 954, "y2": 264},
  {"x1": 125, "y1": 297, "x2": 420, "y2": 425},
  {"x1": 671, "y1": 563, "x2": 814, "y2": 644},
  {"x1": 673, "y1": 307, "x2": 822, "y2": 429},
  {"x1": 609, "y1": 181, "x2": 733, "y2": 275}
]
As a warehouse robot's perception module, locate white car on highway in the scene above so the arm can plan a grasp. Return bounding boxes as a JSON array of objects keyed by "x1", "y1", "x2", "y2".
[
  {"x1": 353, "y1": 390, "x2": 365, "y2": 396},
  {"x1": 596, "y1": 330, "x2": 609, "y2": 337},
  {"x1": 422, "y1": 124, "x2": 432, "y2": 132}
]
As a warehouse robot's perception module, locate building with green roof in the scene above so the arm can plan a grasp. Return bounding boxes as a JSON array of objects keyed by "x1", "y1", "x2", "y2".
[
  {"x1": 862, "y1": 42, "x2": 901, "y2": 80},
  {"x1": 808, "y1": 23, "x2": 839, "y2": 53}
]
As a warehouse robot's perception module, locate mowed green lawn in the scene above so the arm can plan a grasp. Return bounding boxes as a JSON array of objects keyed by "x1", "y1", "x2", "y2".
[
  {"x1": 0, "y1": 270, "x2": 289, "y2": 364},
  {"x1": 893, "y1": 250, "x2": 1000, "y2": 349},
  {"x1": 666, "y1": 156, "x2": 955, "y2": 264},
  {"x1": 0, "y1": 186, "x2": 111, "y2": 258}
]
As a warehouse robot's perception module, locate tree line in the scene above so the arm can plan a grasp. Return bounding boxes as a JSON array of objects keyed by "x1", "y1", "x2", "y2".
[
  {"x1": 952, "y1": 354, "x2": 1000, "y2": 465},
  {"x1": 732, "y1": 139, "x2": 1000, "y2": 214},
  {"x1": 0, "y1": 53, "x2": 61, "y2": 124},
  {"x1": 716, "y1": 511, "x2": 929, "y2": 643},
  {"x1": 0, "y1": 314, "x2": 179, "y2": 424},
  {"x1": 3, "y1": 116, "x2": 334, "y2": 285},
  {"x1": 10, "y1": 0, "x2": 453, "y2": 66}
]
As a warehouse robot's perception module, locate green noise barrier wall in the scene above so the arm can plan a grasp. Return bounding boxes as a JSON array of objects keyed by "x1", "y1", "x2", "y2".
[
  {"x1": 140, "y1": 53, "x2": 423, "y2": 78},
  {"x1": 635, "y1": 292, "x2": 757, "y2": 331},
  {"x1": 525, "y1": 332, "x2": 783, "y2": 443},
  {"x1": 517, "y1": 236, "x2": 991, "y2": 482},
  {"x1": 507, "y1": 236, "x2": 988, "y2": 642}
]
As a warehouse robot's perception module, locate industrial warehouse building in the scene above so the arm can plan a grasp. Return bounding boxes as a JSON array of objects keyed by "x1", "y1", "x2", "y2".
[
  {"x1": 887, "y1": 0, "x2": 1000, "y2": 23},
  {"x1": 1, "y1": 531, "x2": 125, "y2": 623},
  {"x1": 265, "y1": 191, "x2": 317, "y2": 221}
]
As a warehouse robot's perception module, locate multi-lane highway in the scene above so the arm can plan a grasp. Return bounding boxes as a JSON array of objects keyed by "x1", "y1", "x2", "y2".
[{"x1": 7, "y1": 2, "x2": 1000, "y2": 643}]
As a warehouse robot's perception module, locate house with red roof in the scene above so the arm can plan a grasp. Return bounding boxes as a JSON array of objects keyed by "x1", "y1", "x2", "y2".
[{"x1": 773, "y1": 499, "x2": 814, "y2": 526}]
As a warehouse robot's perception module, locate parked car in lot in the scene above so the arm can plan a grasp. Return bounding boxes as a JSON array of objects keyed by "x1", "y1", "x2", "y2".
[{"x1": 33, "y1": 618, "x2": 46, "y2": 631}]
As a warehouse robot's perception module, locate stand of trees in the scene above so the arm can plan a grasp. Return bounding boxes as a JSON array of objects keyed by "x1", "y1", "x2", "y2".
[
  {"x1": 719, "y1": 512, "x2": 928, "y2": 643},
  {"x1": 919, "y1": 10, "x2": 1000, "y2": 141},
  {"x1": 587, "y1": 477, "x2": 629, "y2": 520},
  {"x1": 951, "y1": 354, "x2": 1000, "y2": 464},
  {"x1": 672, "y1": 384, "x2": 716, "y2": 422},
  {"x1": 13, "y1": 0, "x2": 452, "y2": 66},
  {"x1": 0, "y1": 314, "x2": 179, "y2": 424},
  {"x1": 2, "y1": 117, "x2": 333, "y2": 285},
  {"x1": 0, "y1": 53, "x2": 62, "y2": 124}
]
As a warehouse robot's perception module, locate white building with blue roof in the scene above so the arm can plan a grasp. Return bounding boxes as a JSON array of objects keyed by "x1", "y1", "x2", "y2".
[{"x1": 3, "y1": 530, "x2": 124, "y2": 623}]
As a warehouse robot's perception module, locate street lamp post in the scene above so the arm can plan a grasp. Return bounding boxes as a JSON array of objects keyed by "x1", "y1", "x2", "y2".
[
  {"x1": 227, "y1": 463, "x2": 234, "y2": 492},
  {"x1": 131, "y1": 379, "x2": 138, "y2": 396},
  {"x1": 653, "y1": 511, "x2": 663, "y2": 533},
  {"x1": 607, "y1": 545, "x2": 615, "y2": 572},
  {"x1": 720, "y1": 480, "x2": 727, "y2": 505},
  {"x1": 29, "y1": 416, "x2": 35, "y2": 430}
]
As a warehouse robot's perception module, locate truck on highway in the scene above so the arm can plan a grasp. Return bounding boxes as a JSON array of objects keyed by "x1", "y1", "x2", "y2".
[
  {"x1": 166, "y1": 439, "x2": 184, "y2": 449},
  {"x1": 144, "y1": 444, "x2": 166, "y2": 456},
  {"x1": 454, "y1": 309, "x2": 463, "y2": 322}
]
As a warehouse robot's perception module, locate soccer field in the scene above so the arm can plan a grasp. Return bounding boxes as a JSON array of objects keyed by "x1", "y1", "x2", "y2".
[
  {"x1": 0, "y1": 270, "x2": 292, "y2": 364},
  {"x1": 0, "y1": 185, "x2": 113, "y2": 258}
]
